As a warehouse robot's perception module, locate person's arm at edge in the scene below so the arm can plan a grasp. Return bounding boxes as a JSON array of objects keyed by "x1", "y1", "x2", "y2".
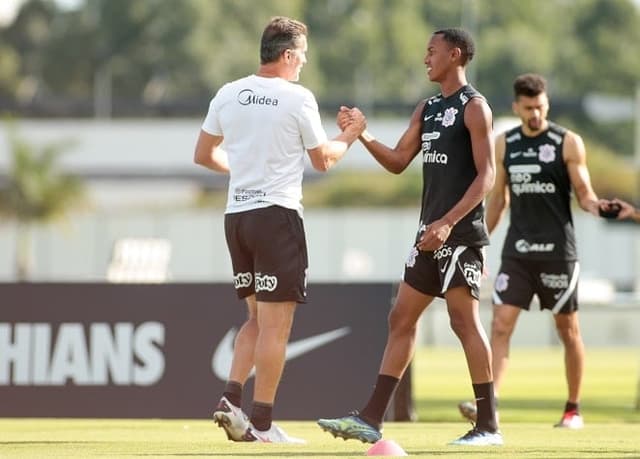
[
  {"x1": 193, "y1": 130, "x2": 229, "y2": 173},
  {"x1": 612, "y1": 198, "x2": 640, "y2": 222}
]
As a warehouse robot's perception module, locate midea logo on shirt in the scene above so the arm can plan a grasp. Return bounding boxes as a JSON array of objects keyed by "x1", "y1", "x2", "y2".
[{"x1": 237, "y1": 89, "x2": 279, "y2": 106}]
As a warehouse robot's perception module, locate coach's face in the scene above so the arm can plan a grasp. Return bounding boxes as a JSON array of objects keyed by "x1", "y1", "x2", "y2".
[{"x1": 284, "y1": 35, "x2": 307, "y2": 82}]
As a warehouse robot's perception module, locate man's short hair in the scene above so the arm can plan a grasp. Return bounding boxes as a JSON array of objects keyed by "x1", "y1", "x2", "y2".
[
  {"x1": 433, "y1": 28, "x2": 475, "y2": 66},
  {"x1": 513, "y1": 73, "x2": 548, "y2": 98},
  {"x1": 260, "y1": 16, "x2": 307, "y2": 64}
]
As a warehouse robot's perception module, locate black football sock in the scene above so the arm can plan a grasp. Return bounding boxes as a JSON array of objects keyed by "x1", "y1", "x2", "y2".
[
  {"x1": 359, "y1": 374, "x2": 400, "y2": 429},
  {"x1": 473, "y1": 382, "x2": 498, "y2": 433},
  {"x1": 565, "y1": 401, "x2": 579, "y2": 414},
  {"x1": 250, "y1": 401, "x2": 273, "y2": 431},
  {"x1": 223, "y1": 380, "x2": 243, "y2": 408}
]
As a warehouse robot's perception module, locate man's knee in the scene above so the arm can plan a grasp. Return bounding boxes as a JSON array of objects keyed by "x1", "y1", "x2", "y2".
[
  {"x1": 555, "y1": 322, "x2": 581, "y2": 344},
  {"x1": 491, "y1": 315, "x2": 514, "y2": 341},
  {"x1": 388, "y1": 307, "x2": 417, "y2": 337},
  {"x1": 554, "y1": 312, "x2": 581, "y2": 342},
  {"x1": 448, "y1": 311, "x2": 474, "y2": 338}
]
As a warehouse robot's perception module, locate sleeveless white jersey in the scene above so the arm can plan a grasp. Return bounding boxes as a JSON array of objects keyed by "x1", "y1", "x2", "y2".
[{"x1": 201, "y1": 74, "x2": 327, "y2": 217}]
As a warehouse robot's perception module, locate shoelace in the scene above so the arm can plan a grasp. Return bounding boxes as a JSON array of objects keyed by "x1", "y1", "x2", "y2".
[{"x1": 346, "y1": 410, "x2": 382, "y2": 432}]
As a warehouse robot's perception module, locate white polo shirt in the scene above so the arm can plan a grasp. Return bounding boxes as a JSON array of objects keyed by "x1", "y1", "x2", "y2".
[{"x1": 202, "y1": 74, "x2": 327, "y2": 217}]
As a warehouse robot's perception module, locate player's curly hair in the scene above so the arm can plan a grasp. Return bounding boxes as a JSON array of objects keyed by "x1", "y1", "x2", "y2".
[
  {"x1": 260, "y1": 16, "x2": 307, "y2": 64},
  {"x1": 433, "y1": 28, "x2": 475, "y2": 66},
  {"x1": 513, "y1": 73, "x2": 547, "y2": 98}
]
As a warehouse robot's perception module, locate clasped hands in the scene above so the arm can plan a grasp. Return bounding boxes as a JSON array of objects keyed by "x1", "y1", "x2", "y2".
[{"x1": 336, "y1": 105, "x2": 366, "y2": 136}]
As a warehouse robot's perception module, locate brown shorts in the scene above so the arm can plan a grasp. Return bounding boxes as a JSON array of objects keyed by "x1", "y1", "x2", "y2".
[{"x1": 224, "y1": 205, "x2": 308, "y2": 303}]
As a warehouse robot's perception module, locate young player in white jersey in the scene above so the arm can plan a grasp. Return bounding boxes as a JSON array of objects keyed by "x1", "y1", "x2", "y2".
[{"x1": 193, "y1": 16, "x2": 365, "y2": 444}]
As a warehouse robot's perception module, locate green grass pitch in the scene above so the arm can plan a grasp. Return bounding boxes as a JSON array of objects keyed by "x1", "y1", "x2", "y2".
[{"x1": 1, "y1": 347, "x2": 638, "y2": 458}]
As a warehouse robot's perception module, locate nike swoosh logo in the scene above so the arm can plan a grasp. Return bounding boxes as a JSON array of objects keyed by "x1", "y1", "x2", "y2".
[
  {"x1": 510, "y1": 151, "x2": 522, "y2": 158},
  {"x1": 211, "y1": 326, "x2": 351, "y2": 381},
  {"x1": 424, "y1": 114, "x2": 435, "y2": 121}
]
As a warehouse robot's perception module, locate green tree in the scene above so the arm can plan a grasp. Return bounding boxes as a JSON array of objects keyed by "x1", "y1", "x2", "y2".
[
  {"x1": 0, "y1": 124, "x2": 85, "y2": 280},
  {"x1": 1, "y1": 0, "x2": 639, "y2": 154}
]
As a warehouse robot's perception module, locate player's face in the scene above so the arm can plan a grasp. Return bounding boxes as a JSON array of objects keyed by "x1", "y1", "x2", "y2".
[
  {"x1": 512, "y1": 93, "x2": 549, "y2": 133},
  {"x1": 424, "y1": 34, "x2": 455, "y2": 82},
  {"x1": 285, "y1": 36, "x2": 307, "y2": 82}
]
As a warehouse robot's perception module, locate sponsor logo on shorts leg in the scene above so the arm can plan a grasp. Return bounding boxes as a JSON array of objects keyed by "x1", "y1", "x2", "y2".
[
  {"x1": 233, "y1": 272, "x2": 253, "y2": 289},
  {"x1": 405, "y1": 246, "x2": 419, "y2": 268},
  {"x1": 463, "y1": 262, "x2": 481, "y2": 287},
  {"x1": 495, "y1": 273, "x2": 509, "y2": 292},
  {"x1": 255, "y1": 273, "x2": 278, "y2": 292},
  {"x1": 540, "y1": 272, "x2": 569, "y2": 289},
  {"x1": 433, "y1": 245, "x2": 452, "y2": 260}
]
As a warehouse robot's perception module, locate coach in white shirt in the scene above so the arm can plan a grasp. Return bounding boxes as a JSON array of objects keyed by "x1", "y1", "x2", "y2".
[{"x1": 194, "y1": 16, "x2": 365, "y2": 444}]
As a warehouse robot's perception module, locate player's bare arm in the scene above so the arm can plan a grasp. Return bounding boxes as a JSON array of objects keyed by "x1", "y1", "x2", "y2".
[
  {"x1": 448, "y1": 97, "x2": 495, "y2": 223},
  {"x1": 485, "y1": 132, "x2": 510, "y2": 235},
  {"x1": 193, "y1": 130, "x2": 229, "y2": 173},
  {"x1": 564, "y1": 131, "x2": 607, "y2": 216},
  {"x1": 356, "y1": 101, "x2": 424, "y2": 174}
]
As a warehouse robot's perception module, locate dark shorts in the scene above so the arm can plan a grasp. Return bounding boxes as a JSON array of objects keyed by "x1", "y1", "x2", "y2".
[
  {"x1": 492, "y1": 257, "x2": 579, "y2": 314},
  {"x1": 403, "y1": 243, "x2": 484, "y2": 299},
  {"x1": 224, "y1": 205, "x2": 308, "y2": 303}
]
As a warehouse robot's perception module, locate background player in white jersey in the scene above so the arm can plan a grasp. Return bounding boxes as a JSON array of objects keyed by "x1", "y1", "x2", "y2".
[
  {"x1": 193, "y1": 16, "x2": 365, "y2": 443},
  {"x1": 318, "y1": 28, "x2": 502, "y2": 447},
  {"x1": 458, "y1": 73, "x2": 613, "y2": 429}
]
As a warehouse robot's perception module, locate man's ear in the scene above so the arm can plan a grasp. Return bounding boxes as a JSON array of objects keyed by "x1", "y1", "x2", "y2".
[{"x1": 451, "y1": 46, "x2": 462, "y2": 62}]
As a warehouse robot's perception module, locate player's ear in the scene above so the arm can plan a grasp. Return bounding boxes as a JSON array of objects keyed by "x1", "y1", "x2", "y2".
[{"x1": 451, "y1": 46, "x2": 462, "y2": 62}]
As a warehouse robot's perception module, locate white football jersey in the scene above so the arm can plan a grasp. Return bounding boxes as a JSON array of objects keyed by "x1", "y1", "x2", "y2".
[{"x1": 202, "y1": 74, "x2": 327, "y2": 217}]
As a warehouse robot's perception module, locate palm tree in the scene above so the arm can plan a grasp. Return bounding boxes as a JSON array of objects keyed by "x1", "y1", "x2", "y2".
[{"x1": 0, "y1": 123, "x2": 85, "y2": 281}]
